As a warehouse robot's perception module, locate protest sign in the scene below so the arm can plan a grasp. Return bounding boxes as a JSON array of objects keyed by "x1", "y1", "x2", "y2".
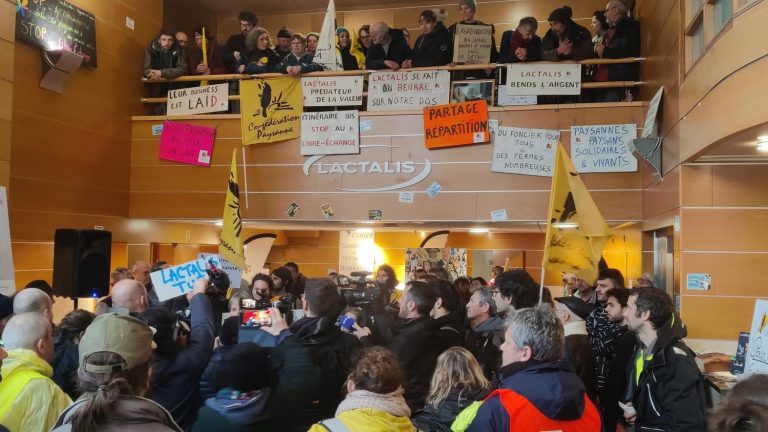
[
  {"x1": 744, "y1": 299, "x2": 768, "y2": 374},
  {"x1": 199, "y1": 253, "x2": 243, "y2": 287},
  {"x1": 151, "y1": 255, "x2": 221, "y2": 302},
  {"x1": 497, "y1": 93, "x2": 537, "y2": 106},
  {"x1": 506, "y1": 64, "x2": 581, "y2": 95},
  {"x1": 159, "y1": 121, "x2": 215, "y2": 166},
  {"x1": 452, "y1": 24, "x2": 493, "y2": 64},
  {"x1": 423, "y1": 100, "x2": 489, "y2": 149},
  {"x1": 491, "y1": 126, "x2": 559, "y2": 177},
  {"x1": 0, "y1": 187, "x2": 13, "y2": 295},
  {"x1": 241, "y1": 78, "x2": 302, "y2": 145},
  {"x1": 339, "y1": 230, "x2": 375, "y2": 275},
  {"x1": 302, "y1": 76, "x2": 364, "y2": 106},
  {"x1": 167, "y1": 83, "x2": 229, "y2": 115},
  {"x1": 367, "y1": 70, "x2": 450, "y2": 111},
  {"x1": 571, "y1": 124, "x2": 638, "y2": 173},
  {"x1": 301, "y1": 110, "x2": 360, "y2": 155}
]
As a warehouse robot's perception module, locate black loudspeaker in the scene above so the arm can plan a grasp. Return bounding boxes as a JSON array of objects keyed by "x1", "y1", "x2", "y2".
[{"x1": 52, "y1": 229, "x2": 112, "y2": 298}]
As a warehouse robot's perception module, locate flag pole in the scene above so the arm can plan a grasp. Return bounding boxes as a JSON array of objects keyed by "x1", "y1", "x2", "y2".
[{"x1": 539, "y1": 267, "x2": 546, "y2": 305}]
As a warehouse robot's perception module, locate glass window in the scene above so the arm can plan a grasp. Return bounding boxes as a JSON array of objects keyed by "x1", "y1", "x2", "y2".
[
  {"x1": 691, "y1": 20, "x2": 705, "y2": 63},
  {"x1": 691, "y1": 0, "x2": 704, "y2": 14},
  {"x1": 714, "y1": 0, "x2": 733, "y2": 33},
  {"x1": 738, "y1": 0, "x2": 760, "y2": 8}
]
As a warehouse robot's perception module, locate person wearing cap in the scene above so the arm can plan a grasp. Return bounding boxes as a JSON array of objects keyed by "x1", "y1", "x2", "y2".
[
  {"x1": 541, "y1": 5, "x2": 594, "y2": 62},
  {"x1": 275, "y1": 27, "x2": 293, "y2": 59},
  {"x1": 0, "y1": 312, "x2": 72, "y2": 432},
  {"x1": 554, "y1": 296, "x2": 597, "y2": 401},
  {"x1": 51, "y1": 312, "x2": 183, "y2": 432}
]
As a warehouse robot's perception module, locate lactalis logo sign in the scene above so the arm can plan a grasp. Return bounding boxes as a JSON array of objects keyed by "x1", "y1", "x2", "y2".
[{"x1": 302, "y1": 144, "x2": 432, "y2": 192}]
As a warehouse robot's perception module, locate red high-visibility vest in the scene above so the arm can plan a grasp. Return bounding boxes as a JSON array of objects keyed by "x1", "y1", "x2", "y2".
[{"x1": 487, "y1": 388, "x2": 602, "y2": 432}]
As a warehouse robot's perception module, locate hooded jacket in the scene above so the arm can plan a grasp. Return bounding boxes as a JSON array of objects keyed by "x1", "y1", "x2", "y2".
[
  {"x1": 143, "y1": 39, "x2": 187, "y2": 79},
  {"x1": 191, "y1": 388, "x2": 271, "y2": 432},
  {"x1": 52, "y1": 395, "x2": 182, "y2": 432},
  {"x1": 465, "y1": 315, "x2": 506, "y2": 382},
  {"x1": 412, "y1": 387, "x2": 490, "y2": 432},
  {"x1": 427, "y1": 312, "x2": 466, "y2": 353},
  {"x1": 0, "y1": 349, "x2": 72, "y2": 432},
  {"x1": 467, "y1": 360, "x2": 600, "y2": 432},
  {"x1": 630, "y1": 313, "x2": 706, "y2": 431},
  {"x1": 410, "y1": 22, "x2": 453, "y2": 67},
  {"x1": 309, "y1": 389, "x2": 415, "y2": 432}
]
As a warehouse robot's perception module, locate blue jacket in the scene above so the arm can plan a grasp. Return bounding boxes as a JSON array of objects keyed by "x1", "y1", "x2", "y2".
[
  {"x1": 468, "y1": 360, "x2": 590, "y2": 432},
  {"x1": 279, "y1": 52, "x2": 324, "y2": 74}
]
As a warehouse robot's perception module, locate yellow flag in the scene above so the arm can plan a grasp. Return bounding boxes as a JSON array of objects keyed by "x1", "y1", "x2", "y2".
[
  {"x1": 542, "y1": 142, "x2": 612, "y2": 283},
  {"x1": 240, "y1": 77, "x2": 302, "y2": 145},
  {"x1": 219, "y1": 149, "x2": 245, "y2": 268}
]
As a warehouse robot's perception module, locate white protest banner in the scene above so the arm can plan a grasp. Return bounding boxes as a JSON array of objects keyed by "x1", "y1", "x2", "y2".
[
  {"x1": 571, "y1": 124, "x2": 638, "y2": 173},
  {"x1": 642, "y1": 87, "x2": 664, "y2": 138},
  {"x1": 302, "y1": 76, "x2": 364, "y2": 107},
  {"x1": 150, "y1": 255, "x2": 221, "y2": 302},
  {"x1": 452, "y1": 24, "x2": 493, "y2": 64},
  {"x1": 339, "y1": 230, "x2": 375, "y2": 276},
  {"x1": 167, "y1": 83, "x2": 229, "y2": 115},
  {"x1": 367, "y1": 70, "x2": 450, "y2": 111},
  {"x1": 0, "y1": 187, "x2": 14, "y2": 295},
  {"x1": 301, "y1": 110, "x2": 360, "y2": 155},
  {"x1": 744, "y1": 299, "x2": 768, "y2": 374},
  {"x1": 491, "y1": 126, "x2": 559, "y2": 177},
  {"x1": 497, "y1": 93, "x2": 537, "y2": 106},
  {"x1": 198, "y1": 253, "x2": 243, "y2": 288},
  {"x1": 506, "y1": 63, "x2": 581, "y2": 95}
]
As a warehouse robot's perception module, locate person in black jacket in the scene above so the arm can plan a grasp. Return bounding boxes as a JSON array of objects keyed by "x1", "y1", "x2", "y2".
[
  {"x1": 279, "y1": 34, "x2": 323, "y2": 76},
  {"x1": 541, "y1": 6, "x2": 594, "y2": 62},
  {"x1": 426, "y1": 279, "x2": 466, "y2": 353},
  {"x1": 239, "y1": 27, "x2": 282, "y2": 74},
  {"x1": 593, "y1": 0, "x2": 641, "y2": 101},
  {"x1": 404, "y1": 10, "x2": 452, "y2": 68},
  {"x1": 498, "y1": 17, "x2": 541, "y2": 63},
  {"x1": 140, "y1": 278, "x2": 216, "y2": 431},
  {"x1": 603, "y1": 287, "x2": 636, "y2": 432},
  {"x1": 143, "y1": 29, "x2": 187, "y2": 114},
  {"x1": 365, "y1": 22, "x2": 412, "y2": 70},
  {"x1": 51, "y1": 309, "x2": 95, "y2": 400},
  {"x1": 554, "y1": 296, "x2": 597, "y2": 401},
  {"x1": 223, "y1": 11, "x2": 256, "y2": 70},
  {"x1": 624, "y1": 287, "x2": 706, "y2": 431}
]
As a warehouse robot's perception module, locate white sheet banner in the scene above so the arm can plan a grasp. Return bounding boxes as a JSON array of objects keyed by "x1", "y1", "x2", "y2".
[
  {"x1": 571, "y1": 124, "x2": 638, "y2": 173},
  {"x1": 301, "y1": 110, "x2": 360, "y2": 155},
  {"x1": 367, "y1": 70, "x2": 450, "y2": 111},
  {"x1": 301, "y1": 76, "x2": 364, "y2": 107},
  {"x1": 339, "y1": 230, "x2": 375, "y2": 276},
  {"x1": 491, "y1": 126, "x2": 559, "y2": 177},
  {"x1": 167, "y1": 83, "x2": 229, "y2": 115},
  {"x1": 506, "y1": 63, "x2": 581, "y2": 95}
]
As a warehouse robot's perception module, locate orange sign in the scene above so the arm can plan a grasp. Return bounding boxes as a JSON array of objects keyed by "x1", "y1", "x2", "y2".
[{"x1": 423, "y1": 100, "x2": 490, "y2": 149}]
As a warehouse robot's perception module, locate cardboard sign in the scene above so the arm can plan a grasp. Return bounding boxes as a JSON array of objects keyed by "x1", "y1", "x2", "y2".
[
  {"x1": 339, "y1": 230, "x2": 375, "y2": 275},
  {"x1": 301, "y1": 110, "x2": 360, "y2": 155},
  {"x1": 198, "y1": 253, "x2": 243, "y2": 287},
  {"x1": 452, "y1": 24, "x2": 493, "y2": 64},
  {"x1": 506, "y1": 64, "x2": 581, "y2": 95},
  {"x1": 167, "y1": 83, "x2": 229, "y2": 116},
  {"x1": 744, "y1": 299, "x2": 768, "y2": 374},
  {"x1": 367, "y1": 70, "x2": 450, "y2": 111},
  {"x1": 151, "y1": 256, "x2": 221, "y2": 302},
  {"x1": 159, "y1": 121, "x2": 216, "y2": 167},
  {"x1": 571, "y1": 124, "x2": 638, "y2": 173},
  {"x1": 423, "y1": 100, "x2": 489, "y2": 149},
  {"x1": 301, "y1": 76, "x2": 364, "y2": 106},
  {"x1": 491, "y1": 126, "x2": 559, "y2": 177},
  {"x1": 0, "y1": 187, "x2": 14, "y2": 295},
  {"x1": 241, "y1": 78, "x2": 303, "y2": 145}
]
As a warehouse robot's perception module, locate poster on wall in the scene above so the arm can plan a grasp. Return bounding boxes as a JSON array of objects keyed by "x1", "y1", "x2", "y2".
[
  {"x1": 301, "y1": 76, "x2": 364, "y2": 107},
  {"x1": 339, "y1": 230, "x2": 376, "y2": 276},
  {"x1": 159, "y1": 121, "x2": 216, "y2": 166},
  {"x1": 491, "y1": 126, "x2": 559, "y2": 177},
  {"x1": 505, "y1": 63, "x2": 581, "y2": 96},
  {"x1": 367, "y1": 70, "x2": 450, "y2": 111},
  {"x1": 452, "y1": 24, "x2": 493, "y2": 64},
  {"x1": 423, "y1": 100, "x2": 489, "y2": 149},
  {"x1": 0, "y1": 187, "x2": 14, "y2": 296},
  {"x1": 404, "y1": 248, "x2": 467, "y2": 283},
  {"x1": 301, "y1": 110, "x2": 360, "y2": 155},
  {"x1": 167, "y1": 83, "x2": 229, "y2": 116},
  {"x1": 571, "y1": 124, "x2": 638, "y2": 173},
  {"x1": 744, "y1": 299, "x2": 768, "y2": 374},
  {"x1": 240, "y1": 78, "x2": 303, "y2": 145}
]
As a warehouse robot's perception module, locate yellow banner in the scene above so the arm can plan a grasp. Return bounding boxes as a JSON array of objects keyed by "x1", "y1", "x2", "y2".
[
  {"x1": 240, "y1": 77, "x2": 303, "y2": 145},
  {"x1": 542, "y1": 142, "x2": 612, "y2": 284},
  {"x1": 219, "y1": 149, "x2": 245, "y2": 268}
]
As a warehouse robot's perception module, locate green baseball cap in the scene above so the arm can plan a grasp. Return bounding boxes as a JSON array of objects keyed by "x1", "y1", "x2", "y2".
[{"x1": 79, "y1": 312, "x2": 155, "y2": 374}]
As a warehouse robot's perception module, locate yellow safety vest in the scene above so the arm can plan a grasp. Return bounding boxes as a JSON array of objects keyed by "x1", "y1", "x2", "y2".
[{"x1": 0, "y1": 369, "x2": 46, "y2": 419}]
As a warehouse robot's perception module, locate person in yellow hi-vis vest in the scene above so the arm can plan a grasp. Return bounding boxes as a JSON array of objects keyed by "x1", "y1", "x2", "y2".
[{"x1": 0, "y1": 312, "x2": 71, "y2": 432}]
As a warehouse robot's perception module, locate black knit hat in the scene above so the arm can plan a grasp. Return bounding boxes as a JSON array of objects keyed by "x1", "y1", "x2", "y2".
[
  {"x1": 548, "y1": 6, "x2": 573, "y2": 23},
  {"x1": 277, "y1": 27, "x2": 293, "y2": 39}
]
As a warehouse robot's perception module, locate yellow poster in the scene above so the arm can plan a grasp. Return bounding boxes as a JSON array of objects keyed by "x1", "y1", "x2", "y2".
[
  {"x1": 240, "y1": 77, "x2": 302, "y2": 145},
  {"x1": 219, "y1": 149, "x2": 245, "y2": 268},
  {"x1": 541, "y1": 142, "x2": 612, "y2": 283}
]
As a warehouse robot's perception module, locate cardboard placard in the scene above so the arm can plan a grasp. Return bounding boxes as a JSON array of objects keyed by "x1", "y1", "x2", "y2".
[
  {"x1": 367, "y1": 70, "x2": 450, "y2": 111},
  {"x1": 198, "y1": 253, "x2": 243, "y2": 287},
  {"x1": 159, "y1": 121, "x2": 216, "y2": 167},
  {"x1": 150, "y1": 256, "x2": 221, "y2": 302},
  {"x1": 571, "y1": 124, "x2": 638, "y2": 173},
  {"x1": 167, "y1": 83, "x2": 229, "y2": 116},
  {"x1": 339, "y1": 230, "x2": 375, "y2": 275},
  {"x1": 300, "y1": 110, "x2": 360, "y2": 155},
  {"x1": 491, "y1": 126, "x2": 559, "y2": 177},
  {"x1": 301, "y1": 76, "x2": 364, "y2": 106},
  {"x1": 0, "y1": 187, "x2": 14, "y2": 295},
  {"x1": 744, "y1": 299, "x2": 768, "y2": 374},
  {"x1": 423, "y1": 100, "x2": 489, "y2": 149},
  {"x1": 452, "y1": 24, "x2": 493, "y2": 64},
  {"x1": 506, "y1": 64, "x2": 581, "y2": 95}
]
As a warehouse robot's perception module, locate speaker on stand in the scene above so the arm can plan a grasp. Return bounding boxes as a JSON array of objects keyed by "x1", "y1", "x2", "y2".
[{"x1": 52, "y1": 229, "x2": 112, "y2": 309}]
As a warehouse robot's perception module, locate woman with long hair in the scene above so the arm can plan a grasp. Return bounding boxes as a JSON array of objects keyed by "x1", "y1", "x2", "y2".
[
  {"x1": 709, "y1": 374, "x2": 768, "y2": 432},
  {"x1": 239, "y1": 27, "x2": 281, "y2": 74},
  {"x1": 412, "y1": 347, "x2": 491, "y2": 431},
  {"x1": 51, "y1": 313, "x2": 182, "y2": 432}
]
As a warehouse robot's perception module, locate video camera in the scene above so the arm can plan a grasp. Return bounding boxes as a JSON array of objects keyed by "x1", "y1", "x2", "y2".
[{"x1": 340, "y1": 271, "x2": 382, "y2": 307}]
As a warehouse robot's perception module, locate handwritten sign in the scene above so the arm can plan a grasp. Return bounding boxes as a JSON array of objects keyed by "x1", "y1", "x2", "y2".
[
  {"x1": 302, "y1": 76, "x2": 364, "y2": 106},
  {"x1": 301, "y1": 111, "x2": 360, "y2": 155},
  {"x1": 150, "y1": 256, "x2": 221, "y2": 302},
  {"x1": 167, "y1": 83, "x2": 229, "y2": 115},
  {"x1": 497, "y1": 94, "x2": 537, "y2": 106},
  {"x1": 642, "y1": 87, "x2": 664, "y2": 138},
  {"x1": 506, "y1": 64, "x2": 581, "y2": 95},
  {"x1": 0, "y1": 187, "x2": 14, "y2": 296},
  {"x1": 744, "y1": 299, "x2": 768, "y2": 374},
  {"x1": 159, "y1": 121, "x2": 216, "y2": 167},
  {"x1": 16, "y1": 0, "x2": 97, "y2": 67},
  {"x1": 339, "y1": 230, "x2": 375, "y2": 275},
  {"x1": 452, "y1": 24, "x2": 493, "y2": 64},
  {"x1": 491, "y1": 126, "x2": 559, "y2": 177},
  {"x1": 423, "y1": 100, "x2": 489, "y2": 149},
  {"x1": 571, "y1": 124, "x2": 638, "y2": 173},
  {"x1": 367, "y1": 70, "x2": 450, "y2": 111},
  {"x1": 198, "y1": 253, "x2": 242, "y2": 287}
]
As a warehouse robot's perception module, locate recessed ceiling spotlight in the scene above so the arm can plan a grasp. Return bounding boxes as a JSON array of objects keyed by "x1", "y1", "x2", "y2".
[{"x1": 757, "y1": 142, "x2": 768, "y2": 153}]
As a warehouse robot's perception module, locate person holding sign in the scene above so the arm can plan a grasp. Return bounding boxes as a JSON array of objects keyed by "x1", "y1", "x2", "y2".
[
  {"x1": 498, "y1": 17, "x2": 541, "y2": 63},
  {"x1": 239, "y1": 27, "x2": 281, "y2": 74},
  {"x1": 279, "y1": 33, "x2": 323, "y2": 76},
  {"x1": 403, "y1": 10, "x2": 452, "y2": 68},
  {"x1": 365, "y1": 22, "x2": 412, "y2": 70},
  {"x1": 447, "y1": 0, "x2": 497, "y2": 79}
]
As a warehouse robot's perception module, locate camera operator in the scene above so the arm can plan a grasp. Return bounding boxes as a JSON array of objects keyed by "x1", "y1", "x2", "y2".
[{"x1": 140, "y1": 277, "x2": 216, "y2": 431}]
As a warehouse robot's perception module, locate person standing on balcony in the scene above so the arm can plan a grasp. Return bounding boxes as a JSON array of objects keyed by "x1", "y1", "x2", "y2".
[
  {"x1": 542, "y1": 6, "x2": 594, "y2": 62},
  {"x1": 365, "y1": 22, "x2": 412, "y2": 71},
  {"x1": 144, "y1": 28, "x2": 187, "y2": 115},
  {"x1": 402, "y1": 10, "x2": 452, "y2": 68},
  {"x1": 499, "y1": 17, "x2": 541, "y2": 63},
  {"x1": 593, "y1": 0, "x2": 641, "y2": 102}
]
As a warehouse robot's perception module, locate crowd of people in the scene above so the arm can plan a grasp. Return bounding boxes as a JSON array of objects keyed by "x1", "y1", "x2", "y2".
[
  {"x1": 143, "y1": 1, "x2": 641, "y2": 113},
  {"x1": 0, "y1": 257, "x2": 762, "y2": 431}
]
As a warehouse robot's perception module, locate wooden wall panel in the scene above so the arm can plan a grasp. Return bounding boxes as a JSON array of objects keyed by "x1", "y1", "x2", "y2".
[
  {"x1": 682, "y1": 296, "x2": 756, "y2": 339},
  {"x1": 643, "y1": 165, "x2": 680, "y2": 220},
  {"x1": 682, "y1": 209, "x2": 768, "y2": 252}
]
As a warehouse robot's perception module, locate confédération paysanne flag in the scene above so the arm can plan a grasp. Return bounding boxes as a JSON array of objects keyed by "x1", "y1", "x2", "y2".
[
  {"x1": 541, "y1": 142, "x2": 612, "y2": 284},
  {"x1": 240, "y1": 77, "x2": 302, "y2": 145},
  {"x1": 313, "y1": 0, "x2": 343, "y2": 71},
  {"x1": 219, "y1": 149, "x2": 245, "y2": 269}
]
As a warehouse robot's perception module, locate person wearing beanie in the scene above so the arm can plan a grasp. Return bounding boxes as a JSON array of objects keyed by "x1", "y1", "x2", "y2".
[
  {"x1": 187, "y1": 25, "x2": 229, "y2": 76},
  {"x1": 275, "y1": 26, "x2": 293, "y2": 59},
  {"x1": 447, "y1": 0, "x2": 497, "y2": 79},
  {"x1": 542, "y1": 5, "x2": 594, "y2": 62},
  {"x1": 554, "y1": 296, "x2": 597, "y2": 401}
]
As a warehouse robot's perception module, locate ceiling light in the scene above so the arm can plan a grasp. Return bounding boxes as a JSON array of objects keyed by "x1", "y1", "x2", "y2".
[
  {"x1": 469, "y1": 228, "x2": 489, "y2": 233},
  {"x1": 355, "y1": 228, "x2": 373, "y2": 233},
  {"x1": 214, "y1": 220, "x2": 223, "y2": 226},
  {"x1": 758, "y1": 142, "x2": 768, "y2": 153},
  {"x1": 552, "y1": 222, "x2": 579, "y2": 229},
  {"x1": 757, "y1": 135, "x2": 768, "y2": 143}
]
